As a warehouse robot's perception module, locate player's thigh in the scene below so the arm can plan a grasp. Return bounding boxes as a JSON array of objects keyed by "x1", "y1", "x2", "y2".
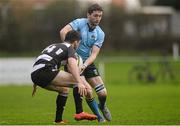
[
  {"x1": 87, "y1": 76, "x2": 104, "y2": 88},
  {"x1": 83, "y1": 63, "x2": 103, "y2": 88},
  {"x1": 51, "y1": 70, "x2": 77, "y2": 87},
  {"x1": 44, "y1": 84, "x2": 63, "y2": 92},
  {"x1": 81, "y1": 76, "x2": 92, "y2": 90},
  {"x1": 44, "y1": 84, "x2": 69, "y2": 94},
  {"x1": 87, "y1": 76, "x2": 107, "y2": 96}
]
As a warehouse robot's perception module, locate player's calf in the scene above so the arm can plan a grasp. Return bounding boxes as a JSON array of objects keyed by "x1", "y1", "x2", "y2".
[
  {"x1": 95, "y1": 84, "x2": 107, "y2": 108},
  {"x1": 95, "y1": 84, "x2": 112, "y2": 121}
]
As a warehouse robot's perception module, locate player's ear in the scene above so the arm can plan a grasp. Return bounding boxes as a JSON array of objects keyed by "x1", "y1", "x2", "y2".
[
  {"x1": 74, "y1": 40, "x2": 77, "y2": 44},
  {"x1": 72, "y1": 40, "x2": 77, "y2": 49},
  {"x1": 75, "y1": 40, "x2": 78, "y2": 46}
]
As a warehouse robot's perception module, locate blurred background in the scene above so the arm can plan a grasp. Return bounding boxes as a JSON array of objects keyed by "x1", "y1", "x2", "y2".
[
  {"x1": 0, "y1": 0, "x2": 180, "y2": 55},
  {"x1": 0, "y1": 0, "x2": 180, "y2": 84}
]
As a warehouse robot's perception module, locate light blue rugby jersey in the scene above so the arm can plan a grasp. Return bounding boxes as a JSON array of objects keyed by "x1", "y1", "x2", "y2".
[{"x1": 69, "y1": 18, "x2": 105, "y2": 61}]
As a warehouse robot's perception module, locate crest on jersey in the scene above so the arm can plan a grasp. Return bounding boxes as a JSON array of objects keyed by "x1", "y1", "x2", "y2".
[{"x1": 91, "y1": 35, "x2": 96, "y2": 40}]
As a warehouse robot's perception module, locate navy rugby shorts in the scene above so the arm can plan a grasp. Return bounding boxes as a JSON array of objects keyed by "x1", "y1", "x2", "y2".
[
  {"x1": 64, "y1": 63, "x2": 100, "y2": 78},
  {"x1": 82, "y1": 63, "x2": 100, "y2": 79},
  {"x1": 31, "y1": 65, "x2": 59, "y2": 88}
]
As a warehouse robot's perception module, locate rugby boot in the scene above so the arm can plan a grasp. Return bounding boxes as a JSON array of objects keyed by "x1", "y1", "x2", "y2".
[
  {"x1": 99, "y1": 104, "x2": 112, "y2": 121},
  {"x1": 98, "y1": 116, "x2": 106, "y2": 123},
  {"x1": 74, "y1": 112, "x2": 97, "y2": 121},
  {"x1": 54, "y1": 120, "x2": 68, "y2": 124}
]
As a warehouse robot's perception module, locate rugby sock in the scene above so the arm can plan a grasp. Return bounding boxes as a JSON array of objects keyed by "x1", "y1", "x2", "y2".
[
  {"x1": 98, "y1": 96, "x2": 106, "y2": 109},
  {"x1": 86, "y1": 98, "x2": 103, "y2": 120},
  {"x1": 55, "y1": 93, "x2": 68, "y2": 122},
  {"x1": 95, "y1": 84, "x2": 106, "y2": 109},
  {"x1": 73, "y1": 86, "x2": 83, "y2": 114}
]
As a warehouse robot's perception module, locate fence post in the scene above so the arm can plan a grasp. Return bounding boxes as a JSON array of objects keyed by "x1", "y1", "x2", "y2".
[{"x1": 172, "y1": 42, "x2": 179, "y2": 60}]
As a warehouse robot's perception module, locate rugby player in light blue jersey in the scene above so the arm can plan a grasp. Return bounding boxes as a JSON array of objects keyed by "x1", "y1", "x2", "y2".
[{"x1": 60, "y1": 4, "x2": 111, "y2": 123}]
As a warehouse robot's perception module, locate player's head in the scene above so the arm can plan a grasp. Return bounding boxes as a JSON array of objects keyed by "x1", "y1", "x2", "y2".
[
  {"x1": 65, "y1": 30, "x2": 81, "y2": 49},
  {"x1": 87, "y1": 4, "x2": 103, "y2": 27}
]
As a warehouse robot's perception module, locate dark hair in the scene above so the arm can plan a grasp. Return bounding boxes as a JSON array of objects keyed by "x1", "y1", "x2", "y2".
[
  {"x1": 87, "y1": 4, "x2": 103, "y2": 14},
  {"x1": 64, "y1": 30, "x2": 81, "y2": 43}
]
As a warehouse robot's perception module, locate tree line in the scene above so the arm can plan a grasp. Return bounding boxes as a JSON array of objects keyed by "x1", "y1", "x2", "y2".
[{"x1": 0, "y1": 0, "x2": 179, "y2": 55}]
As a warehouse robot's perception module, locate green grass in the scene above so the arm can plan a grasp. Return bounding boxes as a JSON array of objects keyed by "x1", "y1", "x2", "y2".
[
  {"x1": 0, "y1": 84, "x2": 180, "y2": 125},
  {"x1": 0, "y1": 61, "x2": 180, "y2": 125}
]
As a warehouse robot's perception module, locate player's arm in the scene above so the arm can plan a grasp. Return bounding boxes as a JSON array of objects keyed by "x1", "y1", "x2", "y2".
[
  {"x1": 82, "y1": 30, "x2": 104, "y2": 68},
  {"x1": 60, "y1": 24, "x2": 73, "y2": 41},
  {"x1": 82, "y1": 45, "x2": 100, "y2": 70},
  {"x1": 68, "y1": 57, "x2": 87, "y2": 96}
]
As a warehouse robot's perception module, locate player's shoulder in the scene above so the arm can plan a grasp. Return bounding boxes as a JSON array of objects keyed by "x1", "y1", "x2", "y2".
[
  {"x1": 55, "y1": 42, "x2": 71, "y2": 50},
  {"x1": 73, "y1": 18, "x2": 87, "y2": 25},
  {"x1": 74, "y1": 18, "x2": 87, "y2": 22},
  {"x1": 96, "y1": 26, "x2": 105, "y2": 37}
]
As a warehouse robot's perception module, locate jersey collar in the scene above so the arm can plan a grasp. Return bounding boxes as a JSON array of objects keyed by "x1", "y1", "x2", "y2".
[
  {"x1": 62, "y1": 42, "x2": 71, "y2": 47},
  {"x1": 87, "y1": 23, "x2": 96, "y2": 32}
]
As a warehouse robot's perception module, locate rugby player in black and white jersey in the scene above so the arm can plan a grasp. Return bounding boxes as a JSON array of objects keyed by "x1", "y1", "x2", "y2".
[{"x1": 31, "y1": 30, "x2": 97, "y2": 124}]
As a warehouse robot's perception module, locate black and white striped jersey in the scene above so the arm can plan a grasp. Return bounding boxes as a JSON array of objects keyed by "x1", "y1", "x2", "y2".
[{"x1": 32, "y1": 42, "x2": 76, "y2": 73}]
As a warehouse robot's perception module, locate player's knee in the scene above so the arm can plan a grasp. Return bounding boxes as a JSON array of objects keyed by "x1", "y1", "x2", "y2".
[
  {"x1": 94, "y1": 84, "x2": 107, "y2": 97},
  {"x1": 58, "y1": 92, "x2": 69, "y2": 97}
]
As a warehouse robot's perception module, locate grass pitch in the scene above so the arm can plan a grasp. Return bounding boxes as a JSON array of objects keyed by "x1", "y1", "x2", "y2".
[
  {"x1": 0, "y1": 84, "x2": 180, "y2": 125},
  {"x1": 0, "y1": 61, "x2": 180, "y2": 125}
]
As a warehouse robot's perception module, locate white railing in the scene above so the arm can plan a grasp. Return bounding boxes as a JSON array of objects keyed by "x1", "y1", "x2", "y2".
[
  {"x1": 0, "y1": 56, "x2": 178, "y2": 85},
  {"x1": 0, "y1": 58, "x2": 35, "y2": 85}
]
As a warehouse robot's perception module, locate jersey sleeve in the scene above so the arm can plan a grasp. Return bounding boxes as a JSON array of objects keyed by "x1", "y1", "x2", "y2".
[
  {"x1": 94, "y1": 31, "x2": 105, "y2": 48},
  {"x1": 69, "y1": 19, "x2": 82, "y2": 31},
  {"x1": 67, "y1": 46, "x2": 77, "y2": 59}
]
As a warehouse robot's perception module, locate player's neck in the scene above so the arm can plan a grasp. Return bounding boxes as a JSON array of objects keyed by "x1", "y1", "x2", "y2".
[
  {"x1": 64, "y1": 41, "x2": 70, "y2": 44},
  {"x1": 87, "y1": 23, "x2": 96, "y2": 32}
]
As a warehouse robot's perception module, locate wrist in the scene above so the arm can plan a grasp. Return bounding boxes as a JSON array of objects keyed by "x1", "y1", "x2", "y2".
[{"x1": 83, "y1": 63, "x2": 88, "y2": 68}]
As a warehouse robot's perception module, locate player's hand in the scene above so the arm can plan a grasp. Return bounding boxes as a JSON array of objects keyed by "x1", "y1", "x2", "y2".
[
  {"x1": 78, "y1": 83, "x2": 87, "y2": 96},
  {"x1": 80, "y1": 64, "x2": 87, "y2": 74}
]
